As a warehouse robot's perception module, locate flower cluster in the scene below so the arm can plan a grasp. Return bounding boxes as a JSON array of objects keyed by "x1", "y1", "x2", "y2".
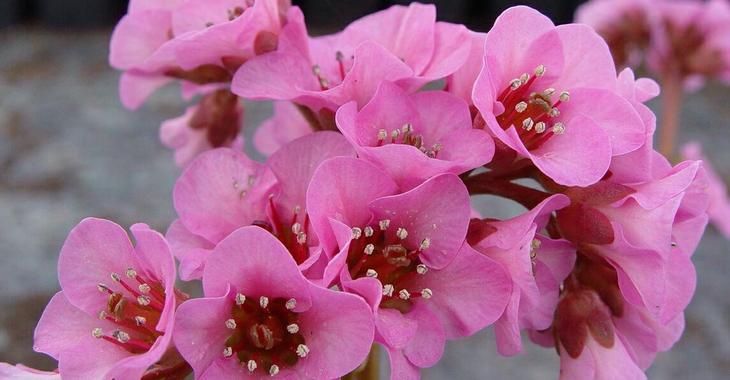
[{"x1": 6, "y1": 2, "x2": 713, "y2": 379}]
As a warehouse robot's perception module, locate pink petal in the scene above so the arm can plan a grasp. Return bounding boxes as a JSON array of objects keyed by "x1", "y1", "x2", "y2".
[
  {"x1": 165, "y1": 219, "x2": 214, "y2": 281},
  {"x1": 254, "y1": 101, "x2": 311, "y2": 156},
  {"x1": 402, "y1": 303, "x2": 446, "y2": 368},
  {"x1": 420, "y1": 22, "x2": 471, "y2": 80},
  {"x1": 109, "y1": 10, "x2": 172, "y2": 69},
  {"x1": 553, "y1": 24, "x2": 617, "y2": 90},
  {"x1": 375, "y1": 309, "x2": 418, "y2": 350},
  {"x1": 119, "y1": 72, "x2": 173, "y2": 110}
]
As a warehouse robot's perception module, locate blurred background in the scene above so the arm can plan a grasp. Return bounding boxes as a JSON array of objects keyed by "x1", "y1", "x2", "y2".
[{"x1": 1, "y1": 1, "x2": 729, "y2": 379}]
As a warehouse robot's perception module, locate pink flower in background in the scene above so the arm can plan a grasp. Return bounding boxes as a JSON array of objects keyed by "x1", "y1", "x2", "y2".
[
  {"x1": 0, "y1": 364, "x2": 60, "y2": 379},
  {"x1": 307, "y1": 157, "x2": 511, "y2": 378},
  {"x1": 33, "y1": 218, "x2": 182, "y2": 379},
  {"x1": 682, "y1": 142, "x2": 730, "y2": 238},
  {"x1": 173, "y1": 226, "x2": 374, "y2": 379},
  {"x1": 170, "y1": 132, "x2": 355, "y2": 279},
  {"x1": 160, "y1": 89, "x2": 244, "y2": 167},
  {"x1": 254, "y1": 101, "x2": 311, "y2": 156},
  {"x1": 473, "y1": 6, "x2": 645, "y2": 187},
  {"x1": 336, "y1": 82, "x2": 494, "y2": 189},
  {"x1": 469, "y1": 195, "x2": 576, "y2": 356},
  {"x1": 110, "y1": 0, "x2": 291, "y2": 109}
]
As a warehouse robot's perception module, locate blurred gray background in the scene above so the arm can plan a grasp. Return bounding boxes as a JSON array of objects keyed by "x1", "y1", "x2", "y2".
[{"x1": 1, "y1": 1, "x2": 729, "y2": 379}]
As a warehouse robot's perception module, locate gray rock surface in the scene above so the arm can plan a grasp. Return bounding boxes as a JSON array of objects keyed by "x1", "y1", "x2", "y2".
[{"x1": 1, "y1": 28, "x2": 728, "y2": 379}]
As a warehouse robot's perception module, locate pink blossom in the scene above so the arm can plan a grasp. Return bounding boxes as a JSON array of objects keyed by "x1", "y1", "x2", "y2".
[
  {"x1": 110, "y1": 0, "x2": 291, "y2": 109},
  {"x1": 446, "y1": 31, "x2": 486, "y2": 106},
  {"x1": 336, "y1": 81, "x2": 495, "y2": 189},
  {"x1": 169, "y1": 132, "x2": 355, "y2": 280},
  {"x1": 254, "y1": 101, "x2": 311, "y2": 156},
  {"x1": 0, "y1": 364, "x2": 60, "y2": 379},
  {"x1": 173, "y1": 226, "x2": 374, "y2": 379},
  {"x1": 232, "y1": 3, "x2": 470, "y2": 112},
  {"x1": 33, "y1": 218, "x2": 183, "y2": 379},
  {"x1": 681, "y1": 142, "x2": 730, "y2": 238},
  {"x1": 473, "y1": 6, "x2": 645, "y2": 187},
  {"x1": 306, "y1": 157, "x2": 511, "y2": 378},
  {"x1": 160, "y1": 89, "x2": 244, "y2": 167},
  {"x1": 469, "y1": 195, "x2": 576, "y2": 356}
]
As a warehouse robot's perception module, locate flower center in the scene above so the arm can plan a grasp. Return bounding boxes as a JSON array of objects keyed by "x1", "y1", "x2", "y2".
[
  {"x1": 253, "y1": 198, "x2": 310, "y2": 265},
  {"x1": 222, "y1": 294, "x2": 307, "y2": 376},
  {"x1": 312, "y1": 51, "x2": 352, "y2": 90},
  {"x1": 345, "y1": 221, "x2": 433, "y2": 314},
  {"x1": 92, "y1": 268, "x2": 168, "y2": 354},
  {"x1": 495, "y1": 65, "x2": 569, "y2": 150},
  {"x1": 375, "y1": 123, "x2": 442, "y2": 158}
]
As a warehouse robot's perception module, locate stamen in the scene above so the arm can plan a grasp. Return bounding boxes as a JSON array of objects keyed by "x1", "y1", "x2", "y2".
[
  {"x1": 247, "y1": 360, "x2": 257, "y2": 373},
  {"x1": 383, "y1": 284, "x2": 395, "y2": 297},
  {"x1": 364, "y1": 244, "x2": 375, "y2": 255},
  {"x1": 390, "y1": 129, "x2": 400, "y2": 142},
  {"x1": 522, "y1": 117, "x2": 535, "y2": 130},
  {"x1": 98, "y1": 310, "x2": 107, "y2": 320},
  {"x1": 97, "y1": 283, "x2": 112, "y2": 294},
  {"x1": 377, "y1": 129, "x2": 388, "y2": 142},
  {"x1": 543, "y1": 88, "x2": 555, "y2": 97},
  {"x1": 534, "y1": 64, "x2": 546, "y2": 77},
  {"x1": 287, "y1": 323, "x2": 300, "y2": 334},
  {"x1": 292, "y1": 222, "x2": 302, "y2": 234},
  {"x1": 112, "y1": 330, "x2": 130, "y2": 343},
  {"x1": 225, "y1": 319, "x2": 237, "y2": 329},
  {"x1": 519, "y1": 73, "x2": 530, "y2": 84},
  {"x1": 351, "y1": 227, "x2": 363, "y2": 239},
  {"x1": 364, "y1": 226, "x2": 374, "y2": 237},
  {"x1": 138, "y1": 283, "x2": 151, "y2": 294},
  {"x1": 296, "y1": 344, "x2": 310, "y2": 358},
  {"x1": 396, "y1": 227, "x2": 408, "y2": 240},
  {"x1": 92, "y1": 327, "x2": 103, "y2": 338},
  {"x1": 135, "y1": 316, "x2": 147, "y2": 326},
  {"x1": 137, "y1": 295, "x2": 151, "y2": 306},
  {"x1": 259, "y1": 296, "x2": 269, "y2": 309},
  {"x1": 535, "y1": 122, "x2": 547, "y2": 133},
  {"x1": 421, "y1": 288, "x2": 433, "y2": 299},
  {"x1": 401, "y1": 123, "x2": 413, "y2": 134},
  {"x1": 379, "y1": 219, "x2": 391, "y2": 230},
  {"x1": 510, "y1": 78, "x2": 522, "y2": 90},
  {"x1": 559, "y1": 91, "x2": 570, "y2": 102},
  {"x1": 530, "y1": 239, "x2": 541, "y2": 260},
  {"x1": 125, "y1": 268, "x2": 137, "y2": 279},
  {"x1": 515, "y1": 101, "x2": 528, "y2": 113},
  {"x1": 223, "y1": 346, "x2": 233, "y2": 357},
  {"x1": 111, "y1": 272, "x2": 121, "y2": 282},
  {"x1": 399, "y1": 289, "x2": 411, "y2": 300},
  {"x1": 269, "y1": 365, "x2": 280, "y2": 376},
  {"x1": 552, "y1": 123, "x2": 566, "y2": 135},
  {"x1": 285, "y1": 298, "x2": 297, "y2": 310},
  {"x1": 419, "y1": 238, "x2": 431, "y2": 250},
  {"x1": 296, "y1": 232, "x2": 307, "y2": 245},
  {"x1": 416, "y1": 264, "x2": 428, "y2": 275},
  {"x1": 366, "y1": 269, "x2": 378, "y2": 278},
  {"x1": 235, "y1": 293, "x2": 246, "y2": 305}
]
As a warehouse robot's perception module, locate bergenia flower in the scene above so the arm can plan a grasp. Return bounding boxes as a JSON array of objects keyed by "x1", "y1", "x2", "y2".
[
  {"x1": 233, "y1": 3, "x2": 470, "y2": 112},
  {"x1": 336, "y1": 81, "x2": 495, "y2": 189},
  {"x1": 170, "y1": 132, "x2": 355, "y2": 279},
  {"x1": 307, "y1": 157, "x2": 511, "y2": 378},
  {"x1": 468, "y1": 195, "x2": 576, "y2": 356},
  {"x1": 173, "y1": 226, "x2": 374, "y2": 379},
  {"x1": 33, "y1": 218, "x2": 185, "y2": 379},
  {"x1": 110, "y1": 0, "x2": 291, "y2": 109},
  {"x1": 446, "y1": 31, "x2": 486, "y2": 107},
  {"x1": 473, "y1": 6, "x2": 645, "y2": 186},
  {"x1": 682, "y1": 141, "x2": 730, "y2": 238},
  {"x1": 254, "y1": 101, "x2": 311, "y2": 156},
  {"x1": 160, "y1": 89, "x2": 244, "y2": 167}
]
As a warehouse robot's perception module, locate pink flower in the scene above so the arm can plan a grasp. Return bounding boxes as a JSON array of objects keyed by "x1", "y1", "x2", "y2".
[
  {"x1": 160, "y1": 89, "x2": 244, "y2": 167},
  {"x1": 681, "y1": 142, "x2": 730, "y2": 238},
  {"x1": 170, "y1": 132, "x2": 355, "y2": 280},
  {"x1": 110, "y1": 0, "x2": 290, "y2": 109},
  {"x1": 0, "y1": 364, "x2": 60, "y2": 379},
  {"x1": 33, "y1": 218, "x2": 185, "y2": 379},
  {"x1": 446, "y1": 31, "x2": 486, "y2": 106},
  {"x1": 307, "y1": 157, "x2": 511, "y2": 378},
  {"x1": 232, "y1": 3, "x2": 470, "y2": 112},
  {"x1": 173, "y1": 226, "x2": 374, "y2": 379},
  {"x1": 473, "y1": 6, "x2": 646, "y2": 186},
  {"x1": 254, "y1": 101, "x2": 311, "y2": 156},
  {"x1": 468, "y1": 195, "x2": 576, "y2": 356},
  {"x1": 336, "y1": 81, "x2": 495, "y2": 189}
]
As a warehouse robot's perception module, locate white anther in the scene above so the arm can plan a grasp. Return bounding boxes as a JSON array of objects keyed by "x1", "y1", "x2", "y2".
[
  {"x1": 535, "y1": 122, "x2": 546, "y2": 133},
  {"x1": 535, "y1": 64, "x2": 546, "y2": 77},
  {"x1": 97, "y1": 283, "x2": 109, "y2": 293},
  {"x1": 138, "y1": 283, "x2": 151, "y2": 294},
  {"x1": 522, "y1": 117, "x2": 534, "y2": 131},
  {"x1": 269, "y1": 365, "x2": 280, "y2": 376},
  {"x1": 364, "y1": 243, "x2": 375, "y2": 255},
  {"x1": 399, "y1": 289, "x2": 411, "y2": 300},
  {"x1": 296, "y1": 344, "x2": 310, "y2": 358},
  {"x1": 225, "y1": 319, "x2": 237, "y2": 329},
  {"x1": 92, "y1": 327, "x2": 103, "y2": 338},
  {"x1": 110, "y1": 272, "x2": 121, "y2": 282},
  {"x1": 364, "y1": 226, "x2": 374, "y2": 237},
  {"x1": 391, "y1": 130, "x2": 400, "y2": 140},
  {"x1": 286, "y1": 298, "x2": 297, "y2": 310},
  {"x1": 247, "y1": 360, "x2": 258, "y2": 372},
  {"x1": 125, "y1": 268, "x2": 137, "y2": 279},
  {"x1": 287, "y1": 323, "x2": 300, "y2": 334},
  {"x1": 113, "y1": 330, "x2": 130, "y2": 343},
  {"x1": 421, "y1": 288, "x2": 433, "y2": 299},
  {"x1": 292, "y1": 222, "x2": 302, "y2": 234},
  {"x1": 515, "y1": 101, "x2": 528, "y2": 113},
  {"x1": 549, "y1": 108, "x2": 560, "y2": 117},
  {"x1": 519, "y1": 73, "x2": 530, "y2": 83},
  {"x1": 416, "y1": 264, "x2": 428, "y2": 275},
  {"x1": 396, "y1": 227, "x2": 408, "y2": 240},
  {"x1": 543, "y1": 87, "x2": 555, "y2": 97},
  {"x1": 671, "y1": 242, "x2": 678, "y2": 247},
  {"x1": 366, "y1": 269, "x2": 378, "y2": 278},
  {"x1": 223, "y1": 346, "x2": 233, "y2": 357},
  {"x1": 510, "y1": 78, "x2": 522, "y2": 90},
  {"x1": 137, "y1": 295, "x2": 151, "y2": 306},
  {"x1": 259, "y1": 296, "x2": 269, "y2": 308},
  {"x1": 98, "y1": 310, "x2": 107, "y2": 320},
  {"x1": 559, "y1": 91, "x2": 570, "y2": 102},
  {"x1": 377, "y1": 129, "x2": 388, "y2": 140},
  {"x1": 296, "y1": 232, "x2": 307, "y2": 245},
  {"x1": 530, "y1": 239, "x2": 541, "y2": 260},
  {"x1": 401, "y1": 123, "x2": 413, "y2": 133},
  {"x1": 135, "y1": 316, "x2": 147, "y2": 326},
  {"x1": 552, "y1": 122, "x2": 566, "y2": 135},
  {"x1": 351, "y1": 227, "x2": 363, "y2": 239},
  {"x1": 431, "y1": 143, "x2": 442, "y2": 153},
  {"x1": 419, "y1": 238, "x2": 431, "y2": 250},
  {"x1": 235, "y1": 293, "x2": 246, "y2": 305},
  {"x1": 379, "y1": 219, "x2": 391, "y2": 230},
  {"x1": 383, "y1": 284, "x2": 395, "y2": 297}
]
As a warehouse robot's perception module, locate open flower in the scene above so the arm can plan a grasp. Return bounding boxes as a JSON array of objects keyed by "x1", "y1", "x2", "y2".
[
  {"x1": 169, "y1": 132, "x2": 355, "y2": 279},
  {"x1": 173, "y1": 226, "x2": 374, "y2": 379},
  {"x1": 307, "y1": 157, "x2": 510, "y2": 378},
  {"x1": 33, "y1": 218, "x2": 185, "y2": 379},
  {"x1": 336, "y1": 81, "x2": 494, "y2": 189},
  {"x1": 473, "y1": 6, "x2": 645, "y2": 187},
  {"x1": 469, "y1": 195, "x2": 576, "y2": 356}
]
